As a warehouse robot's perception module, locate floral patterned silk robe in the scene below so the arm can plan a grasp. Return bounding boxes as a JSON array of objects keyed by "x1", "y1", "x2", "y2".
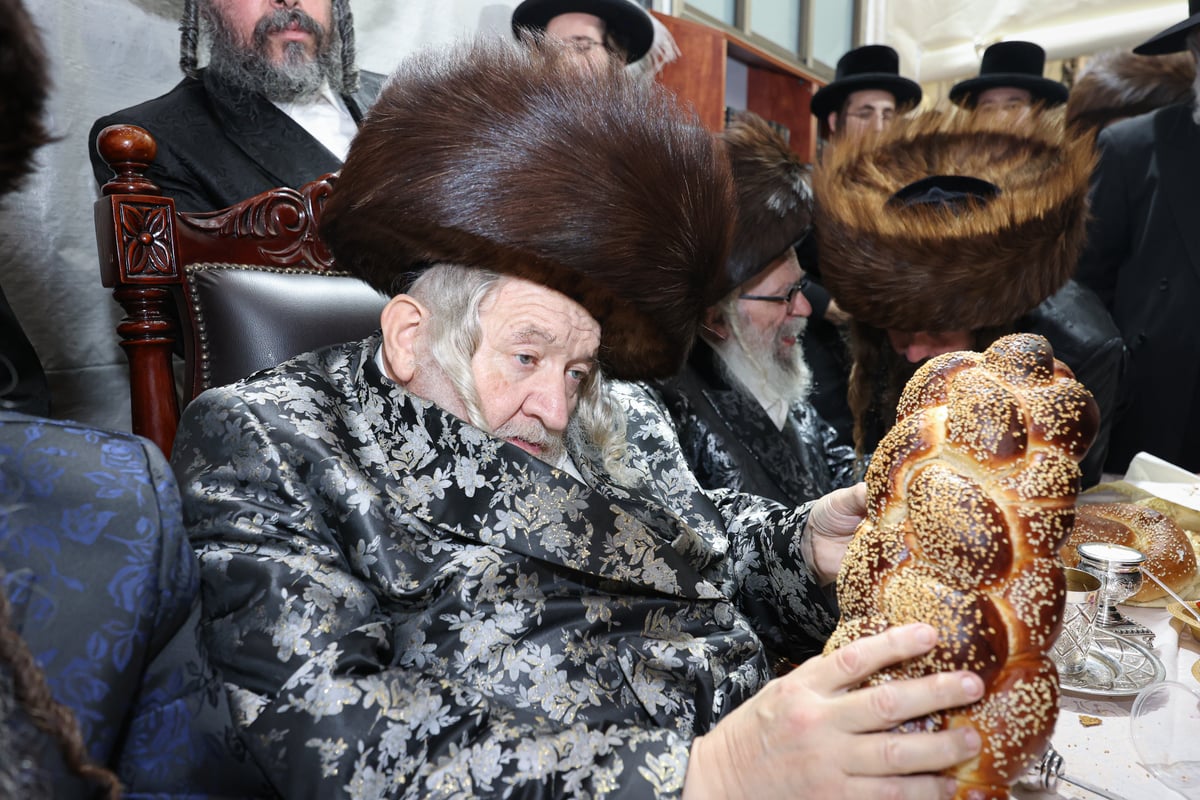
[{"x1": 173, "y1": 335, "x2": 838, "y2": 799}]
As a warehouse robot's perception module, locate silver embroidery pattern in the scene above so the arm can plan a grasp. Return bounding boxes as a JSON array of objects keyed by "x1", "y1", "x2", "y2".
[{"x1": 175, "y1": 336, "x2": 836, "y2": 798}]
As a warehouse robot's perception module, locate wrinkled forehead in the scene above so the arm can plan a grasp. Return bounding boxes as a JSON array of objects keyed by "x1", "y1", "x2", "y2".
[{"x1": 481, "y1": 276, "x2": 602, "y2": 352}]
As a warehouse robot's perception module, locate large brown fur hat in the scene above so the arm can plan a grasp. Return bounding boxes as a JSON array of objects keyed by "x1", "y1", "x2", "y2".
[
  {"x1": 1066, "y1": 49, "x2": 1195, "y2": 132},
  {"x1": 320, "y1": 39, "x2": 734, "y2": 380},
  {"x1": 813, "y1": 110, "x2": 1095, "y2": 332},
  {"x1": 720, "y1": 112, "x2": 813, "y2": 292}
]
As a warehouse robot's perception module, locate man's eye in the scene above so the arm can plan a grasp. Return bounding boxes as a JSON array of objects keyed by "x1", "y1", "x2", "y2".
[
  {"x1": 515, "y1": 353, "x2": 535, "y2": 366},
  {"x1": 567, "y1": 368, "x2": 589, "y2": 383}
]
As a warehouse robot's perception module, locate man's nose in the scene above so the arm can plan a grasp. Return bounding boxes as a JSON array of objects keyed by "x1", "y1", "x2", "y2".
[
  {"x1": 273, "y1": 0, "x2": 300, "y2": 7},
  {"x1": 903, "y1": 344, "x2": 933, "y2": 363},
  {"x1": 787, "y1": 289, "x2": 812, "y2": 318},
  {"x1": 904, "y1": 341, "x2": 958, "y2": 363},
  {"x1": 525, "y1": 377, "x2": 571, "y2": 434}
]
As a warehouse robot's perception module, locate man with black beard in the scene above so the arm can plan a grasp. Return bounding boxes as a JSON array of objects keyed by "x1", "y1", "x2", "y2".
[
  {"x1": 88, "y1": 0, "x2": 383, "y2": 212},
  {"x1": 654, "y1": 113, "x2": 858, "y2": 507}
]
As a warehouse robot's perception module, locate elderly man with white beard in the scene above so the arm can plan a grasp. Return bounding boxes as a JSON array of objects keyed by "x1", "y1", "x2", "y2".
[
  {"x1": 654, "y1": 112, "x2": 858, "y2": 510},
  {"x1": 88, "y1": 0, "x2": 383, "y2": 212}
]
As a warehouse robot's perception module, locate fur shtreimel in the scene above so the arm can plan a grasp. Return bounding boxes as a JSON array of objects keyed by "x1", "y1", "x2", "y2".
[
  {"x1": 721, "y1": 112, "x2": 813, "y2": 292},
  {"x1": 813, "y1": 110, "x2": 1095, "y2": 332},
  {"x1": 320, "y1": 40, "x2": 734, "y2": 380},
  {"x1": 1066, "y1": 49, "x2": 1195, "y2": 132}
]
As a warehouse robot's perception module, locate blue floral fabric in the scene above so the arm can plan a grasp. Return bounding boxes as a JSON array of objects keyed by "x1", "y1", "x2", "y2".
[{"x1": 0, "y1": 412, "x2": 272, "y2": 798}]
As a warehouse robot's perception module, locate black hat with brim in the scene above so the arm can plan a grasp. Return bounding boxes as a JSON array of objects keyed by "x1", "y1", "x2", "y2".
[
  {"x1": 949, "y1": 41, "x2": 1068, "y2": 107},
  {"x1": 511, "y1": 0, "x2": 655, "y2": 64},
  {"x1": 1134, "y1": 0, "x2": 1200, "y2": 55},
  {"x1": 949, "y1": 73, "x2": 1069, "y2": 107},
  {"x1": 810, "y1": 45, "x2": 922, "y2": 120}
]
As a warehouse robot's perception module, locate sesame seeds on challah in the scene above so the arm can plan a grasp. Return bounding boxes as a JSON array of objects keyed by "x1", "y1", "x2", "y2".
[{"x1": 825, "y1": 333, "x2": 1100, "y2": 799}]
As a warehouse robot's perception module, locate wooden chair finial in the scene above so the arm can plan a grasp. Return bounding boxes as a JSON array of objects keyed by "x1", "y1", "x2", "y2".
[{"x1": 97, "y1": 124, "x2": 160, "y2": 196}]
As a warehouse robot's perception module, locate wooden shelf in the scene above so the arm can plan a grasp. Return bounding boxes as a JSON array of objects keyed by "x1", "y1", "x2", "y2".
[{"x1": 653, "y1": 12, "x2": 823, "y2": 162}]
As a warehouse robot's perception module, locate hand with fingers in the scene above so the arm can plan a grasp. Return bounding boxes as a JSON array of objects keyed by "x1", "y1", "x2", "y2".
[
  {"x1": 803, "y1": 481, "x2": 867, "y2": 586},
  {"x1": 682, "y1": 623, "x2": 984, "y2": 800}
]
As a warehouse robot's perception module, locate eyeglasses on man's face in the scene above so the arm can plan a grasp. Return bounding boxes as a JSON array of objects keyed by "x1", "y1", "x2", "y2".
[
  {"x1": 739, "y1": 278, "x2": 810, "y2": 306},
  {"x1": 564, "y1": 35, "x2": 610, "y2": 53},
  {"x1": 846, "y1": 107, "x2": 896, "y2": 124}
]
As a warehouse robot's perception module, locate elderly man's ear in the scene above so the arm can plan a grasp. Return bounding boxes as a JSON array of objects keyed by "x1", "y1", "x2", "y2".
[
  {"x1": 380, "y1": 294, "x2": 426, "y2": 383},
  {"x1": 702, "y1": 306, "x2": 729, "y2": 341}
]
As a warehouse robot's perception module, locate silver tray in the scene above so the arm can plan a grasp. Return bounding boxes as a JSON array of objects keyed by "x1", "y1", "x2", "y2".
[{"x1": 1059, "y1": 630, "x2": 1165, "y2": 698}]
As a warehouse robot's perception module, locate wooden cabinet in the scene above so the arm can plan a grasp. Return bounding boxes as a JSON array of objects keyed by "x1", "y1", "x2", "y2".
[{"x1": 653, "y1": 12, "x2": 823, "y2": 162}]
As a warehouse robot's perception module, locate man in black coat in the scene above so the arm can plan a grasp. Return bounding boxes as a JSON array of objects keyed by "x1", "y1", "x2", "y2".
[
  {"x1": 654, "y1": 113, "x2": 858, "y2": 507},
  {"x1": 88, "y1": 0, "x2": 382, "y2": 213},
  {"x1": 1075, "y1": 4, "x2": 1200, "y2": 473}
]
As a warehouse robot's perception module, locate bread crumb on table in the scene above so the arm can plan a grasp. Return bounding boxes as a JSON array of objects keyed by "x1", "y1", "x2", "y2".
[{"x1": 1079, "y1": 715, "x2": 1102, "y2": 727}]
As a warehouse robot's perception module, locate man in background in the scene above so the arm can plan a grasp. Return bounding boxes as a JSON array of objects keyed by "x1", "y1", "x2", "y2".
[
  {"x1": 88, "y1": 0, "x2": 383, "y2": 212},
  {"x1": 811, "y1": 44, "x2": 921, "y2": 144},
  {"x1": 949, "y1": 40, "x2": 1068, "y2": 115},
  {"x1": 655, "y1": 112, "x2": 857, "y2": 508},
  {"x1": 1074, "y1": 3, "x2": 1200, "y2": 473},
  {"x1": 511, "y1": 0, "x2": 655, "y2": 70}
]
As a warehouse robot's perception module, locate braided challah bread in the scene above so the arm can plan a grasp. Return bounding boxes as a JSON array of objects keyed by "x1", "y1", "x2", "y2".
[
  {"x1": 824, "y1": 333, "x2": 1099, "y2": 799},
  {"x1": 1062, "y1": 502, "x2": 1198, "y2": 603}
]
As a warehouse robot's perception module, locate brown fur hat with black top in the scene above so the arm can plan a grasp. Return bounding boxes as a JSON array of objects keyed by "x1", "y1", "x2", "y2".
[
  {"x1": 320, "y1": 39, "x2": 734, "y2": 381},
  {"x1": 814, "y1": 110, "x2": 1095, "y2": 455},
  {"x1": 721, "y1": 112, "x2": 813, "y2": 292},
  {"x1": 1066, "y1": 48, "x2": 1195, "y2": 133},
  {"x1": 813, "y1": 110, "x2": 1094, "y2": 334}
]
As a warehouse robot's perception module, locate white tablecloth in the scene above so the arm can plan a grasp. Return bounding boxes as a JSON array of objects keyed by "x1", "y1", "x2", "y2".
[{"x1": 1013, "y1": 605, "x2": 1200, "y2": 800}]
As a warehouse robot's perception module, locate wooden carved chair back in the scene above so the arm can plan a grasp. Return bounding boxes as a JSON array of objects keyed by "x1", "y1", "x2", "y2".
[{"x1": 93, "y1": 124, "x2": 387, "y2": 456}]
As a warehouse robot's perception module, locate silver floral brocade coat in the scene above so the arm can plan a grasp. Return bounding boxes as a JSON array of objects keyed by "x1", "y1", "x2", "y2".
[
  {"x1": 652, "y1": 340, "x2": 859, "y2": 508},
  {"x1": 173, "y1": 335, "x2": 838, "y2": 799}
]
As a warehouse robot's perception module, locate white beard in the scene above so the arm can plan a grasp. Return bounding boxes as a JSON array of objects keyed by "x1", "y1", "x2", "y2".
[{"x1": 713, "y1": 311, "x2": 813, "y2": 411}]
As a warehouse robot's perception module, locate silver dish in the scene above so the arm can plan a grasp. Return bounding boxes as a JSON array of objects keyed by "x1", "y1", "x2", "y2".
[{"x1": 1058, "y1": 630, "x2": 1165, "y2": 698}]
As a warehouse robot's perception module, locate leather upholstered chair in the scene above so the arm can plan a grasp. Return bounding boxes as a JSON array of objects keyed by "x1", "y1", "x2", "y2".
[{"x1": 93, "y1": 124, "x2": 388, "y2": 456}]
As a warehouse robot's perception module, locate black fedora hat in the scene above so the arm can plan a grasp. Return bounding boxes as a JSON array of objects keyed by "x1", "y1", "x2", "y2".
[
  {"x1": 810, "y1": 45, "x2": 922, "y2": 120},
  {"x1": 949, "y1": 41, "x2": 1068, "y2": 108},
  {"x1": 1135, "y1": 0, "x2": 1200, "y2": 54},
  {"x1": 511, "y1": 0, "x2": 655, "y2": 64}
]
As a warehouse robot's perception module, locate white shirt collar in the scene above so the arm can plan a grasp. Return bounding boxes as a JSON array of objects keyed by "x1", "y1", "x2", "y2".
[{"x1": 271, "y1": 81, "x2": 357, "y2": 160}]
